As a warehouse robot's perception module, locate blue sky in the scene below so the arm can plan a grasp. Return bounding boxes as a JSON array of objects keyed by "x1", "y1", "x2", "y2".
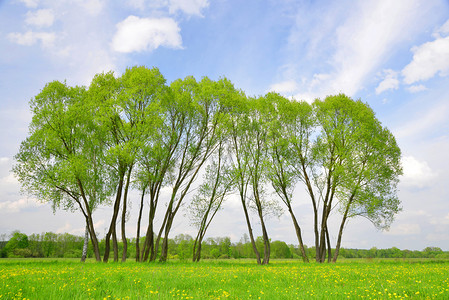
[{"x1": 1, "y1": 0, "x2": 449, "y2": 251}]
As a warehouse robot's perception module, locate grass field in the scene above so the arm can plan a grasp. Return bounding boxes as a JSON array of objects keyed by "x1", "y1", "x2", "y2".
[{"x1": 1, "y1": 258, "x2": 449, "y2": 299}]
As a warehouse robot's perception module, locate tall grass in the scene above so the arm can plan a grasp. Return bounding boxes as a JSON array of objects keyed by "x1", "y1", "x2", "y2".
[{"x1": 1, "y1": 259, "x2": 448, "y2": 299}]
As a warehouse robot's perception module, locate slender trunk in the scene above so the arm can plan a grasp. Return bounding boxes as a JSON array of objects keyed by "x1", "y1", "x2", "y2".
[
  {"x1": 192, "y1": 227, "x2": 204, "y2": 262},
  {"x1": 142, "y1": 192, "x2": 157, "y2": 262},
  {"x1": 332, "y1": 217, "x2": 347, "y2": 263},
  {"x1": 326, "y1": 226, "x2": 331, "y2": 263},
  {"x1": 192, "y1": 239, "x2": 199, "y2": 262},
  {"x1": 112, "y1": 227, "x2": 118, "y2": 262},
  {"x1": 142, "y1": 222, "x2": 153, "y2": 262},
  {"x1": 81, "y1": 225, "x2": 89, "y2": 262},
  {"x1": 301, "y1": 163, "x2": 319, "y2": 262},
  {"x1": 121, "y1": 166, "x2": 133, "y2": 262},
  {"x1": 287, "y1": 206, "x2": 309, "y2": 262},
  {"x1": 241, "y1": 197, "x2": 261, "y2": 264},
  {"x1": 195, "y1": 241, "x2": 203, "y2": 262},
  {"x1": 103, "y1": 171, "x2": 124, "y2": 263},
  {"x1": 332, "y1": 196, "x2": 354, "y2": 262},
  {"x1": 260, "y1": 217, "x2": 270, "y2": 265},
  {"x1": 319, "y1": 213, "x2": 328, "y2": 263},
  {"x1": 76, "y1": 179, "x2": 101, "y2": 261},
  {"x1": 136, "y1": 187, "x2": 146, "y2": 262},
  {"x1": 253, "y1": 183, "x2": 270, "y2": 265},
  {"x1": 151, "y1": 205, "x2": 170, "y2": 262},
  {"x1": 192, "y1": 205, "x2": 213, "y2": 262},
  {"x1": 160, "y1": 211, "x2": 174, "y2": 262},
  {"x1": 87, "y1": 218, "x2": 100, "y2": 261}
]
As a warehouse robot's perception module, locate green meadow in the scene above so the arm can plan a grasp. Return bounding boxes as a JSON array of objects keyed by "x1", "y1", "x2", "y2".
[{"x1": 1, "y1": 259, "x2": 449, "y2": 299}]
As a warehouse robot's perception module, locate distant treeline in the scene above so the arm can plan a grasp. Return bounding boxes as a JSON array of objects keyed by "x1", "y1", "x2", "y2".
[{"x1": 1, "y1": 231, "x2": 447, "y2": 260}]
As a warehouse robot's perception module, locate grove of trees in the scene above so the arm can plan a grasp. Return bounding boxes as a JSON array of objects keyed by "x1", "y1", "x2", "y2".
[
  {"x1": 2, "y1": 231, "x2": 448, "y2": 260},
  {"x1": 13, "y1": 66, "x2": 403, "y2": 264}
]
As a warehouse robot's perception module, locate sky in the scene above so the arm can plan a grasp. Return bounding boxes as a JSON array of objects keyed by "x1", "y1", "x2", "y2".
[{"x1": 1, "y1": 0, "x2": 449, "y2": 251}]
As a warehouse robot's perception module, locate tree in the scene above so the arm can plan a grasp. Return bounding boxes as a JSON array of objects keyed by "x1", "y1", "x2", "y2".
[
  {"x1": 308, "y1": 94, "x2": 402, "y2": 262},
  {"x1": 13, "y1": 81, "x2": 107, "y2": 261},
  {"x1": 226, "y1": 93, "x2": 263, "y2": 264},
  {"x1": 116, "y1": 66, "x2": 166, "y2": 262},
  {"x1": 4, "y1": 231, "x2": 29, "y2": 257},
  {"x1": 189, "y1": 141, "x2": 233, "y2": 262},
  {"x1": 265, "y1": 93, "x2": 313, "y2": 262},
  {"x1": 227, "y1": 95, "x2": 281, "y2": 264},
  {"x1": 154, "y1": 77, "x2": 230, "y2": 262},
  {"x1": 271, "y1": 240, "x2": 292, "y2": 258}
]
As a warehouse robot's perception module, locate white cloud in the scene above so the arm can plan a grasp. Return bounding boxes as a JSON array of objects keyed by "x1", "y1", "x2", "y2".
[
  {"x1": 168, "y1": 0, "x2": 209, "y2": 16},
  {"x1": 25, "y1": 9, "x2": 55, "y2": 28},
  {"x1": 0, "y1": 157, "x2": 9, "y2": 165},
  {"x1": 376, "y1": 69, "x2": 399, "y2": 94},
  {"x1": 400, "y1": 156, "x2": 437, "y2": 188},
  {"x1": 406, "y1": 84, "x2": 427, "y2": 93},
  {"x1": 18, "y1": 0, "x2": 39, "y2": 8},
  {"x1": 0, "y1": 198, "x2": 44, "y2": 213},
  {"x1": 8, "y1": 31, "x2": 56, "y2": 48},
  {"x1": 402, "y1": 36, "x2": 449, "y2": 84},
  {"x1": 112, "y1": 16, "x2": 182, "y2": 53},
  {"x1": 269, "y1": 80, "x2": 298, "y2": 94}
]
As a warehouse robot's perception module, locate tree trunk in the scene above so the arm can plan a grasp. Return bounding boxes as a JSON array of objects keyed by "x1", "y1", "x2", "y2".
[
  {"x1": 192, "y1": 229, "x2": 203, "y2": 262},
  {"x1": 136, "y1": 187, "x2": 146, "y2": 262},
  {"x1": 112, "y1": 227, "x2": 119, "y2": 262},
  {"x1": 84, "y1": 210, "x2": 101, "y2": 262},
  {"x1": 151, "y1": 205, "x2": 170, "y2": 262},
  {"x1": 76, "y1": 179, "x2": 101, "y2": 261},
  {"x1": 159, "y1": 211, "x2": 174, "y2": 262},
  {"x1": 301, "y1": 165, "x2": 320, "y2": 262},
  {"x1": 142, "y1": 193, "x2": 157, "y2": 262},
  {"x1": 332, "y1": 217, "x2": 347, "y2": 263},
  {"x1": 121, "y1": 166, "x2": 133, "y2": 262},
  {"x1": 332, "y1": 196, "x2": 354, "y2": 263},
  {"x1": 241, "y1": 197, "x2": 261, "y2": 264},
  {"x1": 81, "y1": 225, "x2": 89, "y2": 262},
  {"x1": 326, "y1": 226, "x2": 332, "y2": 263},
  {"x1": 260, "y1": 217, "x2": 270, "y2": 265},
  {"x1": 287, "y1": 206, "x2": 309, "y2": 262},
  {"x1": 103, "y1": 172, "x2": 124, "y2": 262}
]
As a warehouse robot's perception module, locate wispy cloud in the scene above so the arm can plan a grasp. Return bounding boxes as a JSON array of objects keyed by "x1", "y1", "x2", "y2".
[{"x1": 274, "y1": 0, "x2": 439, "y2": 100}]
